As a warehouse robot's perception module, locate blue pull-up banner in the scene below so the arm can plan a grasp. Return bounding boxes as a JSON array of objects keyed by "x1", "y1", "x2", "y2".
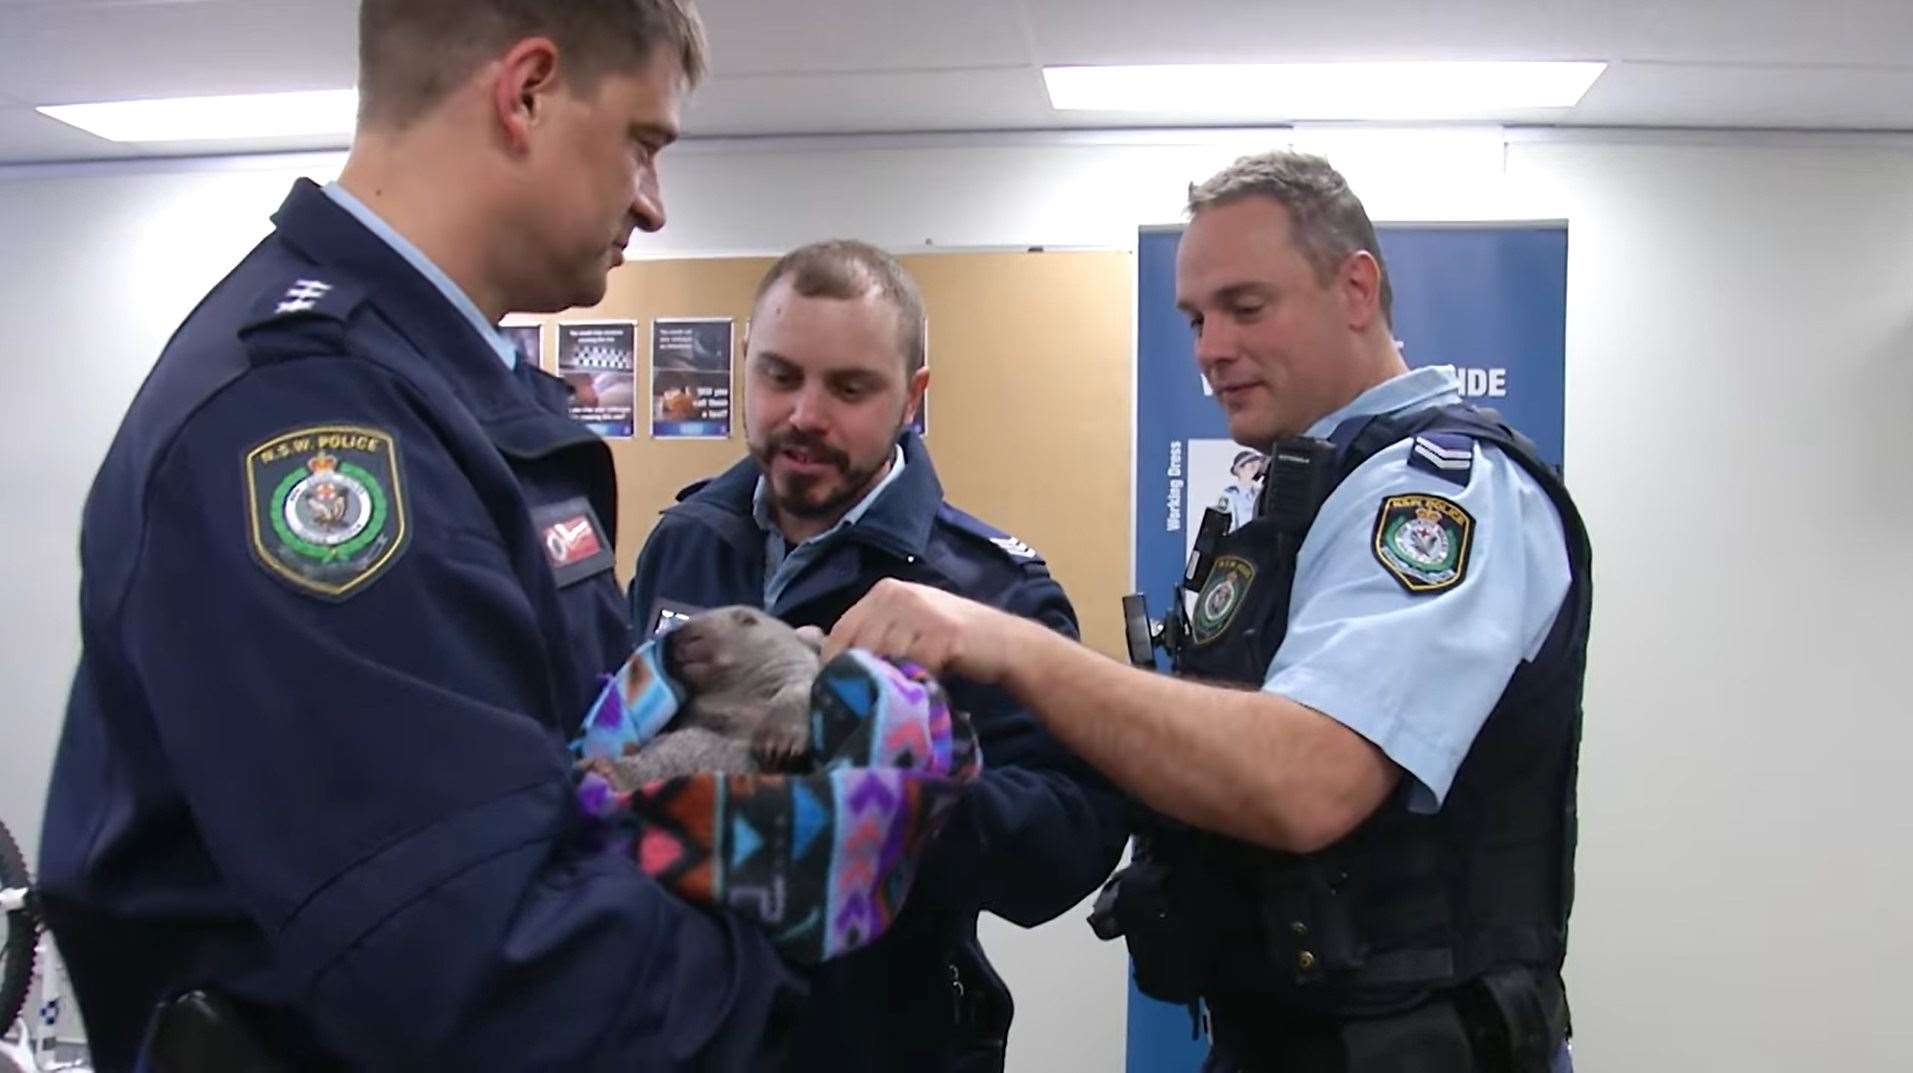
[{"x1": 1127, "y1": 221, "x2": 1569, "y2": 1072}]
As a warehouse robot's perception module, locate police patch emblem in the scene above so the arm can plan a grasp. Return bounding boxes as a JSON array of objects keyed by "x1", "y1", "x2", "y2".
[
  {"x1": 246, "y1": 425, "x2": 407, "y2": 599},
  {"x1": 1373, "y1": 494, "x2": 1473, "y2": 594},
  {"x1": 1190, "y1": 554, "x2": 1256, "y2": 646}
]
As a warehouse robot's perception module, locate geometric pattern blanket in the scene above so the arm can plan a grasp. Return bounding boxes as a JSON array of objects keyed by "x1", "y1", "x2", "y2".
[{"x1": 573, "y1": 647, "x2": 982, "y2": 964}]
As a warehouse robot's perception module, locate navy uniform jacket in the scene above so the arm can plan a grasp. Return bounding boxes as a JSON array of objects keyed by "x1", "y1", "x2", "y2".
[
  {"x1": 38, "y1": 179, "x2": 797, "y2": 1072},
  {"x1": 629, "y1": 435, "x2": 1131, "y2": 1072}
]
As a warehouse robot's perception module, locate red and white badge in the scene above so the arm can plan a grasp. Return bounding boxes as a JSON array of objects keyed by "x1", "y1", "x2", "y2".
[
  {"x1": 543, "y1": 514, "x2": 603, "y2": 568},
  {"x1": 529, "y1": 497, "x2": 615, "y2": 587}
]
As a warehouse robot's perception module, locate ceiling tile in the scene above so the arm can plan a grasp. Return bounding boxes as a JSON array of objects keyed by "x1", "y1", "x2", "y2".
[
  {"x1": 0, "y1": 0, "x2": 355, "y2": 105},
  {"x1": 1019, "y1": 0, "x2": 1913, "y2": 68},
  {"x1": 1, "y1": 0, "x2": 1910, "y2": 165},
  {"x1": 1572, "y1": 61, "x2": 1913, "y2": 129},
  {"x1": 1564, "y1": 0, "x2": 1913, "y2": 66},
  {"x1": 686, "y1": 67, "x2": 1053, "y2": 137},
  {"x1": 1022, "y1": 0, "x2": 1599, "y2": 66},
  {"x1": 696, "y1": 0, "x2": 1032, "y2": 76}
]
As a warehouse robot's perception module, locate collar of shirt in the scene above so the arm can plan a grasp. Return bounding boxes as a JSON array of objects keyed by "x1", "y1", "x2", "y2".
[
  {"x1": 752, "y1": 444, "x2": 908, "y2": 553},
  {"x1": 1303, "y1": 364, "x2": 1464, "y2": 440},
  {"x1": 321, "y1": 182, "x2": 520, "y2": 370}
]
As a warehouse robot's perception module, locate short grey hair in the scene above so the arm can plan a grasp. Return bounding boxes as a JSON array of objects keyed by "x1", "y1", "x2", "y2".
[
  {"x1": 754, "y1": 240, "x2": 927, "y2": 377},
  {"x1": 1188, "y1": 150, "x2": 1392, "y2": 324}
]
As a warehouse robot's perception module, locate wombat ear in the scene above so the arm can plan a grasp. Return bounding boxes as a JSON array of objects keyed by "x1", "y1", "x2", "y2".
[{"x1": 795, "y1": 625, "x2": 827, "y2": 654}]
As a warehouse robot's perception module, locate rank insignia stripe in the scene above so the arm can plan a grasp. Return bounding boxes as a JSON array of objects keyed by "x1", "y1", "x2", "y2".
[
  {"x1": 1407, "y1": 433, "x2": 1476, "y2": 486},
  {"x1": 1372, "y1": 493, "x2": 1474, "y2": 595},
  {"x1": 240, "y1": 275, "x2": 368, "y2": 336},
  {"x1": 243, "y1": 424, "x2": 409, "y2": 600},
  {"x1": 989, "y1": 535, "x2": 1038, "y2": 560}
]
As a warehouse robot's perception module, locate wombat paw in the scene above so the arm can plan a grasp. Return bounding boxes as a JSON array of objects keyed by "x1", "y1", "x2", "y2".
[
  {"x1": 577, "y1": 756, "x2": 621, "y2": 783},
  {"x1": 750, "y1": 722, "x2": 812, "y2": 772}
]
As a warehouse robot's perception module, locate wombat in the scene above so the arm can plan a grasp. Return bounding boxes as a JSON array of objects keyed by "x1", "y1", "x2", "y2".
[{"x1": 583, "y1": 605, "x2": 825, "y2": 790}]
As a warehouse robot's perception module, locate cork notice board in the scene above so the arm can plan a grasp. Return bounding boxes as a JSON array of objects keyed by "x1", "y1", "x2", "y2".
[{"x1": 518, "y1": 249, "x2": 1135, "y2": 660}]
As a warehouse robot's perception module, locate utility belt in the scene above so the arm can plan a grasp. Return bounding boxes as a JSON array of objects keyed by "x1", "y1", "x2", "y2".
[
  {"x1": 1207, "y1": 968, "x2": 1569, "y2": 1073},
  {"x1": 1209, "y1": 963, "x2": 1568, "y2": 1071},
  {"x1": 144, "y1": 990, "x2": 299, "y2": 1073},
  {"x1": 1090, "y1": 857, "x2": 1567, "y2": 1073},
  {"x1": 1093, "y1": 831, "x2": 1382, "y2": 1008}
]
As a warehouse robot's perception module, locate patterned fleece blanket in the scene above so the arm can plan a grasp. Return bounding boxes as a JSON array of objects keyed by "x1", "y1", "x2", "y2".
[{"x1": 573, "y1": 643, "x2": 981, "y2": 964}]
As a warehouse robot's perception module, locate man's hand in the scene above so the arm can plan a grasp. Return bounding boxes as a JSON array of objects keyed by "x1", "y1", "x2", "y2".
[
  {"x1": 830, "y1": 583, "x2": 1401, "y2": 851},
  {"x1": 825, "y1": 579, "x2": 1033, "y2": 684}
]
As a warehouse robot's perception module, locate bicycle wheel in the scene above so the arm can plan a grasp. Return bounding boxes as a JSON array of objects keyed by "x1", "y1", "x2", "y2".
[{"x1": 0, "y1": 818, "x2": 36, "y2": 1032}]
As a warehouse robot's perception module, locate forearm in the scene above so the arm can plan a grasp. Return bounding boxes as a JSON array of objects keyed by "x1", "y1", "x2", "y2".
[{"x1": 993, "y1": 618, "x2": 1397, "y2": 852}]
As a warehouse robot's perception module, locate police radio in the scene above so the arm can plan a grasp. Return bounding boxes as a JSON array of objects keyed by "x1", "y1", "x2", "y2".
[
  {"x1": 1259, "y1": 437, "x2": 1339, "y2": 543},
  {"x1": 1122, "y1": 507, "x2": 1232, "y2": 669}
]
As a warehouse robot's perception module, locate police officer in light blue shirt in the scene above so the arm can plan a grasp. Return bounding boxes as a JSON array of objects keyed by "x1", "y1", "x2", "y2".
[
  {"x1": 1267, "y1": 363, "x2": 1571, "y2": 815},
  {"x1": 826, "y1": 150, "x2": 1592, "y2": 1073}
]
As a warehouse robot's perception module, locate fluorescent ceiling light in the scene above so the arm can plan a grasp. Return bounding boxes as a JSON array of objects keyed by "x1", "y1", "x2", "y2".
[
  {"x1": 1043, "y1": 62, "x2": 1606, "y2": 119},
  {"x1": 38, "y1": 90, "x2": 358, "y2": 143}
]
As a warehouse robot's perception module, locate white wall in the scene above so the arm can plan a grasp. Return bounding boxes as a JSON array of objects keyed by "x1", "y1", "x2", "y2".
[
  {"x1": 1520, "y1": 135, "x2": 1913, "y2": 1069},
  {"x1": 0, "y1": 162, "x2": 338, "y2": 873},
  {"x1": 2, "y1": 127, "x2": 1910, "y2": 1071}
]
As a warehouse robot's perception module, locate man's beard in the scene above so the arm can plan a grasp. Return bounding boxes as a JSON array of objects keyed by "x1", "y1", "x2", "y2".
[{"x1": 750, "y1": 425, "x2": 899, "y2": 522}]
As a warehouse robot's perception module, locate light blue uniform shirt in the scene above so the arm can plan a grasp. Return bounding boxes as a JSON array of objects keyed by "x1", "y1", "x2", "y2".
[
  {"x1": 322, "y1": 182, "x2": 520, "y2": 370},
  {"x1": 753, "y1": 445, "x2": 908, "y2": 607},
  {"x1": 1263, "y1": 366, "x2": 1571, "y2": 814}
]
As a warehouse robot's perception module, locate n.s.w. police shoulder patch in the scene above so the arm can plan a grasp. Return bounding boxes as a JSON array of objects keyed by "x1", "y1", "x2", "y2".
[
  {"x1": 245, "y1": 425, "x2": 408, "y2": 600},
  {"x1": 1372, "y1": 494, "x2": 1473, "y2": 594},
  {"x1": 1191, "y1": 554, "x2": 1256, "y2": 646}
]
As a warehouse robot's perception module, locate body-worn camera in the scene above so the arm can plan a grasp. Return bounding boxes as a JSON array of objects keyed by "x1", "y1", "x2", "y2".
[{"x1": 1122, "y1": 507, "x2": 1231, "y2": 669}]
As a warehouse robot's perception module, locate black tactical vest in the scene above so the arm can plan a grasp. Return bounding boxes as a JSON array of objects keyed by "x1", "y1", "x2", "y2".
[{"x1": 1155, "y1": 403, "x2": 1593, "y2": 1024}]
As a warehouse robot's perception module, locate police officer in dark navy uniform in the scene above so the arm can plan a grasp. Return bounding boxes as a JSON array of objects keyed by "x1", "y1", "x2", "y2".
[
  {"x1": 628, "y1": 241, "x2": 1130, "y2": 1073},
  {"x1": 37, "y1": 3, "x2": 801, "y2": 1070},
  {"x1": 827, "y1": 152, "x2": 1592, "y2": 1073}
]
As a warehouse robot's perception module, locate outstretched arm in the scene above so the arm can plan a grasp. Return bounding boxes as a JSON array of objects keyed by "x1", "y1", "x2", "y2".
[{"x1": 826, "y1": 580, "x2": 1399, "y2": 853}]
